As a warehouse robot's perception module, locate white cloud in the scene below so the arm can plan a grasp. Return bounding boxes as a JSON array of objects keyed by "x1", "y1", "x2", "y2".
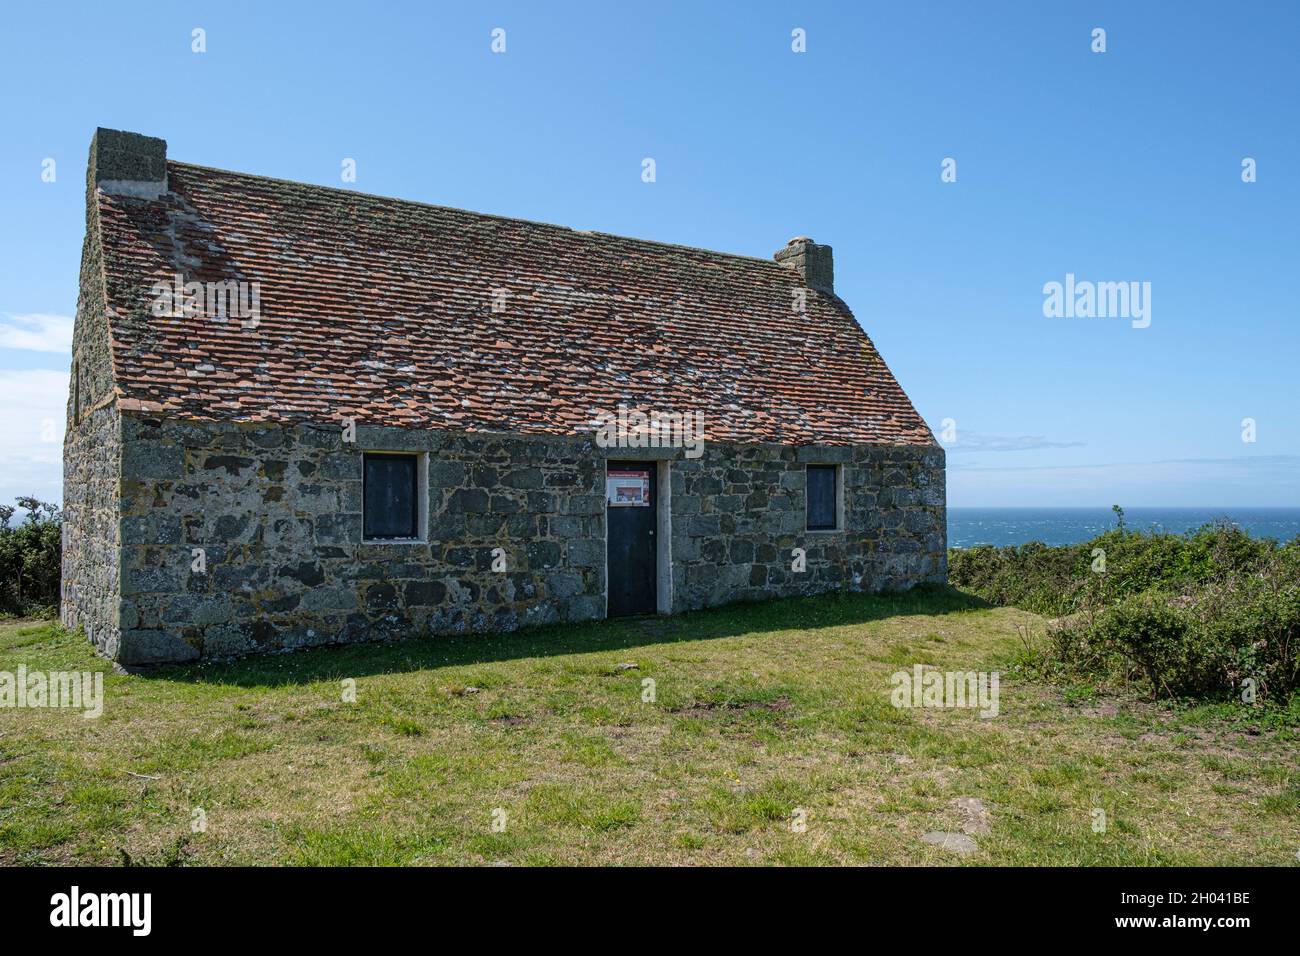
[
  {"x1": 948, "y1": 455, "x2": 1300, "y2": 507},
  {"x1": 0, "y1": 369, "x2": 68, "y2": 506},
  {"x1": 0, "y1": 313, "x2": 74, "y2": 353},
  {"x1": 936, "y1": 428, "x2": 1085, "y2": 453}
]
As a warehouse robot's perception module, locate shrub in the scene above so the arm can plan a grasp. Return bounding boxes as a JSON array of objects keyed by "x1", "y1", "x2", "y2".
[
  {"x1": 953, "y1": 518, "x2": 1300, "y2": 701},
  {"x1": 1090, "y1": 593, "x2": 1215, "y2": 697},
  {"x1": 0, "y1": 497, "x2": 63, "y2": 616}
]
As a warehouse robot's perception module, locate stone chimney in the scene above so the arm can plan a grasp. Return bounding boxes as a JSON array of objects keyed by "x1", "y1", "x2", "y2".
[
  {"x1": 88, "y1": 128, "x2": 168, "y2": 199},
  {"x1": 774, "y1": 236, "x2": 833, "y2": 293}
]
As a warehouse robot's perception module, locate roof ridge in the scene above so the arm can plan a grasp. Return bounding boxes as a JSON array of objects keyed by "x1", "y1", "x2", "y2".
[{"x1": 167, "y1": 160, "x2": 784, "y2": 269}]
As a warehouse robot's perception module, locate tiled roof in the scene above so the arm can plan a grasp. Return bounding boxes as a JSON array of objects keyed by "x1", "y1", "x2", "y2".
[{"x1": 93, "y1": 160, "x2": 935, "y2": 446}]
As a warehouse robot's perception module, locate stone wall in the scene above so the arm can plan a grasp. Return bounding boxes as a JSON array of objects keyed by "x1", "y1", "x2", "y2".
[
  {"x1": 109, "y1": 413, "x2": 945, "y2": 664},
  {"x1": 60, "y1": 404, "x2": 123, "y2": 657},
  {"x1": 60, "y1": 150, "x2": 124, "y2": 657},
  {"x1": 115, "y1": 418, "x2": 608, "y2": 664},
  {"x1": 669, "y1": 442, "x2": 946, "y2": 611}
]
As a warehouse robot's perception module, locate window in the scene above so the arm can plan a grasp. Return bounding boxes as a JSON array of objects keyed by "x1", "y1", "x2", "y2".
[
  {"x1": 363, "y1": 453, "x2": 420, "y2": 540},
  {"x1": 806, "y1": 465, "x2": 839, "y2": 531}
]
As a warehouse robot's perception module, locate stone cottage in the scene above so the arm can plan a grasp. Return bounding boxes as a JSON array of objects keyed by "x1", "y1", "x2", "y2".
[{"x1": 61, "y1": 128, "x2": 946, "y2": 665}]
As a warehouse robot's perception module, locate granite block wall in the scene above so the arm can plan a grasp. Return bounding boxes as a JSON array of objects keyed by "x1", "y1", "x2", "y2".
[
  {"x1": 669, "y1": 442, "x2": 946, "y2": 611},
  {"x1": 60, "y1": 150, "x2": 125, "y2": 657},
  {"x1": 70, "y1": 413, "x2": 945, "y2": 665},
  {"x1": 113, "y1": 418, "x2": 608, "y2": 664},
  {"x1": 60, "y1": 403, "x2": 123, "y2": 657}
]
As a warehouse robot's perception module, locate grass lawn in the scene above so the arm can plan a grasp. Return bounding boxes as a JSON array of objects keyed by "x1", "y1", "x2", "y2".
[{"x1": 1, "y1": 586, "x2": 1296, "y2": 866}]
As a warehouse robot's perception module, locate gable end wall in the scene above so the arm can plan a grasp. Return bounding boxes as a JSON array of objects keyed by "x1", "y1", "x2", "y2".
[{"x1": 60, "y1": 187, "x2": 124, "y2": 655}]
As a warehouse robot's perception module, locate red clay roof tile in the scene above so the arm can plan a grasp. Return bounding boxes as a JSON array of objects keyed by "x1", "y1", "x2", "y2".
[{"x1": 94, "y1": 161, "x2": 934, "y2": 446}]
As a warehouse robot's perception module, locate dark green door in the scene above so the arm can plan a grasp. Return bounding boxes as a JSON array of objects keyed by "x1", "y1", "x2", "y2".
[{"x1": 606, "y1": 462, "x2": 657, "y2": 617}]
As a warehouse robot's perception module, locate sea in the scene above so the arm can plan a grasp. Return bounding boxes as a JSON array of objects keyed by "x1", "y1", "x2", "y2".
[{"x1": 948, "y1": 507, "x2": 1300, "y2": 549}]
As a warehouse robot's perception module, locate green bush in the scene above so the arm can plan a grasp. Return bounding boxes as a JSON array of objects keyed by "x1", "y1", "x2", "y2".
[
  {"x1": 0, "y1": 497, "x2": 62, "y2": 616},
  {"x1": 952, "y1": 517, "x2": 1300, "y2": 701},
  {"x1": 1090, "y1": 593, "x2": 1213, "y2": 697}
]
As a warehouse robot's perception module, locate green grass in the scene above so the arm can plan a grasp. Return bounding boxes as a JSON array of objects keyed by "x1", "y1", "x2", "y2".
[{"x1": 1, "y1": 585, "x2": 1296, "y2": 866}]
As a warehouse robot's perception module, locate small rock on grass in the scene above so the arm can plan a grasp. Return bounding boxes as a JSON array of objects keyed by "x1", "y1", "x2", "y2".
[
  {"x1": 952, "y1": 796, "x2": 991, "y2": 835},
  {"x1": 921, "y1": 831, "x2": 978, "y2": 855}
]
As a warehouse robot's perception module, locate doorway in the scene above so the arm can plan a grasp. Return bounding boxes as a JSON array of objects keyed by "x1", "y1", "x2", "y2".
[{"x1": 606, "y1": 461, "x2": 657, "y2": 617}]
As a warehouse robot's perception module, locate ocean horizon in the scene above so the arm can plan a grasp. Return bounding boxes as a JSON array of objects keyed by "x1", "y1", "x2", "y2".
[{"x1": 948, "y1": 507, "x2": 1300, "y2": 549}]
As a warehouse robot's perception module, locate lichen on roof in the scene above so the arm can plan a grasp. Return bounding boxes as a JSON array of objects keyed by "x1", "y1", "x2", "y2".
[{"x1": 95, "y1": 160, "x2": 935, "y2": 446}]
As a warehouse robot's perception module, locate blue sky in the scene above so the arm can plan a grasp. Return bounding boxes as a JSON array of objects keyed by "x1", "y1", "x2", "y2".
[{"x1": 1, "y1": 1, "x2": 1296, "y2": 508}]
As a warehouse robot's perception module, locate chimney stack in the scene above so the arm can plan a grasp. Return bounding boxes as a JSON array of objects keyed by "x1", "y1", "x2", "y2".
[
  {"x1": 774, "y1": 236, "x2": 833, "y2": 293},
  {"x1": 88, "y1": 128, "x2": 167, "y2": 199}
]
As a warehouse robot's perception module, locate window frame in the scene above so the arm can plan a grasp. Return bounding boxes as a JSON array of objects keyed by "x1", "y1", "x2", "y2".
[
  {"x1": 805, "y1": 463, "x2": 842, "y2": 532},
  {"x1": 362, "y1": 451, "x2": 425, "y2": 543}
]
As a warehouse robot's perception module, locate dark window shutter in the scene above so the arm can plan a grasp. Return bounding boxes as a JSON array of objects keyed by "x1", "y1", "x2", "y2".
[
  {"x1": 364, "y1": 454, "x2": 418, "y2": 539},
  {"x1": 806, "y1": 465, "x2": 837, "y2": 530}
]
